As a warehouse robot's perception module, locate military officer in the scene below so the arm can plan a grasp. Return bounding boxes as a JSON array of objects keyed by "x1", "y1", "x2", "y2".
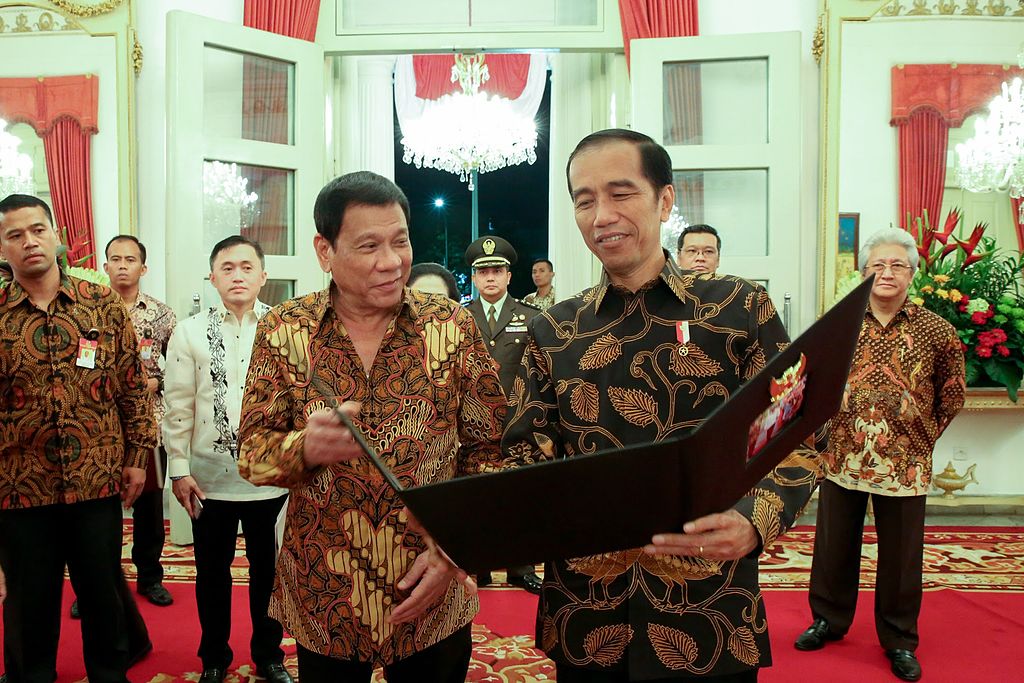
[{"x1": 464, "y1": 235, "x2": 542, "y2": 594}]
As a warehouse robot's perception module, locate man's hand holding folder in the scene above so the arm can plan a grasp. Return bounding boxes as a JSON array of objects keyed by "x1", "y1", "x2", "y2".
[
  {"x1": 306, "y1": 389, "x2": 476, "y2": 624},
  {"x1": 646, "y1": 509, "x2": 759, "y2": 561}
]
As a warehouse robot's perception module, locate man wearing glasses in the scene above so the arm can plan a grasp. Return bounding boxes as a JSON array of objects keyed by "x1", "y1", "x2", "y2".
[
  {"x1": 675, "y1": 224, "x2": 720, "y2": 274},
  {"x1": 794, "y1": 228, "x2": 965, "y2": 682}
]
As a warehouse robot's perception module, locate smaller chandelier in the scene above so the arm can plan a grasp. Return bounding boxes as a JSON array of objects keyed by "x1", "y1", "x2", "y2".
[
  {"x1": 0, "y1": 117, "x2": 35, "y2": 198},
  {"x1": 401, "y1": 54, "x2": 538, "y2": 190},
  {"x1": 955, "y1": 77, "x2": 1024, "y2": 199}
]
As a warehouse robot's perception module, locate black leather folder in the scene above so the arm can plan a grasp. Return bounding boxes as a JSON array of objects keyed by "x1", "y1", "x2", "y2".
[{"x1": 318, "y1": 277, "x2": 872, "y2": 572}]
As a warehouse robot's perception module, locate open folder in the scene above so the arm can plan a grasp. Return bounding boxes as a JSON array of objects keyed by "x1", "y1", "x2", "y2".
[{"x1": 316, "y1": 277, "x2": 873, "y2": 572}]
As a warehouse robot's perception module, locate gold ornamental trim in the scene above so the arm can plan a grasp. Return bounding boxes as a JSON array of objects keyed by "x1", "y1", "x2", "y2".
[
  {"x1": 882, "y1": 0, "x2": 1024, "y2": 16},
  {"x1": 962, "y1": 388, "x2": 1024, "y2": 411},
  {"x1": 811, "y1": 14, "x2": 824, "y2": 65},
  {"x1": 132, "y1": 33, "x2": 142, "y2": 75},
  {"x1": 49, "y1": 0, "x2": 124, "y2": 18}
]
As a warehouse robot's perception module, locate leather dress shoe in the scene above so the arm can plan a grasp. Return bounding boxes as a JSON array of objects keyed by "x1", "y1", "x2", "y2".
[
  {"x1": 257, "y1": 663, "x2": 294, "y2": 683},
  {"x1": 70, "y1": 599, "x2": 80, "y2": 619},
  {"x1": 507, "y1": 571, "x2": 543, "y2": 595},
  {"x1": 886, "y1": 649, "x2": 922, "y2": 681},
  {"x1": 199, "y1": 668, "x2": 227, "y2": 683},
  {"x1": 794, "y1": 618, "x2": 843, "y2": 651},
  {"x1": 138, "y1": 583, "x2": 174, "y2": 606},
  {"x1": 128, "y1": 641, "x2": 153, "y2": 668}
]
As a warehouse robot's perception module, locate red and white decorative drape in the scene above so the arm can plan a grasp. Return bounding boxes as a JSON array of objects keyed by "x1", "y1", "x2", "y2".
[
  {"x1": 394, "y1": 53, "x2": 548, "y2": 148},
  {"x1": 891, "y1": 64, "x2": 1024, "y2": 232},
  {"x1": 0, "y1": 75, "x2": 98, "y2": 267}
]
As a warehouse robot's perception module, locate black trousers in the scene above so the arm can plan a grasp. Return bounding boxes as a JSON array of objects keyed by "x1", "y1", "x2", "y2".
[
  {"x1": 191, "y1": 495, "x2": 287, "y2": 670},
  {"x1": 555, "y1": 665, "x2": 758, "y2": 682},
  {"x1": 295, "y1": 624, "x2": 472, "y2": 683},
  {"x1": 0, "y1": 496, "x2": 129, "y2": 683},
  {"x1": 131, "y1": 447, "x2": 167, "y2": 589},
  {"x1": 808, "y1": 479, "x2": 926, "y2": 652}
]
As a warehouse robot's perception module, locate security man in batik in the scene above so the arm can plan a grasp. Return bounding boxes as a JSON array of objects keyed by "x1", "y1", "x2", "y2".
[{"x1": 463, "y1": 235, "x2": 543, "y2": 594}]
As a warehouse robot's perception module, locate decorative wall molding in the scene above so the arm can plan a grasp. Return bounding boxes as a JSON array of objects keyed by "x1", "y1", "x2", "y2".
[
  {"x1": 882, "y1": 0, "x2": 1024, "y2": 16},
  {"x1": 812, "y1": 14, "x2": 824, "y2": 65},
  {"x1": 49, "y1": 0, "x2": 123, "y2": 18},
  {"x1": 0, "y1": 9, "x2": 82, "y2": 33}
]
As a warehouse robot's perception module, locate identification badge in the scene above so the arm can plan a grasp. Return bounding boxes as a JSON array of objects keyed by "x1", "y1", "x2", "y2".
[
  {"x1": 139, "y1": 337, "x2": 154, "y2": 361},
  {"x1": 76, "y1": 338, "x2": 98, "y2": 369}
]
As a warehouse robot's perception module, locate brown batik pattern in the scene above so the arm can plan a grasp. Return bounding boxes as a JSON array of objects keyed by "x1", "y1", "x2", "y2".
[
  {"x1": 0, "y1": 273, "x2": 156, "y2": 509},
  {"x1": 127, "y1": 291, "x2": 176, "y2": 433},
  {"x1": 502, "y1": 256, "x2": 820, "y2": 678},
  {"x1": 238, "y1": 287, "x2": 508, "y2": 666},
  {"x1": 823, "y1": 301, "x2": 965, "y2": 496}
]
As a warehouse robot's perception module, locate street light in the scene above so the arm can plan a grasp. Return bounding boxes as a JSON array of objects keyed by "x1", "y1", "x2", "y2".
[{"x1": 433, "y1": 197, "x2": 449, "y2": 267}]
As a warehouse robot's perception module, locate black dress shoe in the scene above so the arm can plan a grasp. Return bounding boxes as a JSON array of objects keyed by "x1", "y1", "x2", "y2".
[
  {"x1": 257, "y1": 663, "x2": 294, "y2": 683},
  {"x1": 70, "y1": 599, "x2": 80, "y2": 619},
  {"x1": 197, "y1": 667, "x2": 226, "y2": 683},
  {"x1": 886, "y1": 649, "x2": 922, "y2": 681},
  {"x1": 507, "y1": 572, "x2": 543, "y2": 595},
  {"x1": 128, "y1": 641, "x2": 153, "y2": 667},
  {"x1": 199, "y1": 668, "x2": 226, "y2": 683},
  {"x1": 794, "y1": 618, "x2": 843, "y2": 651},
  {"x1": 138, "y1": 583, "x2": 174, "y2": 606}
]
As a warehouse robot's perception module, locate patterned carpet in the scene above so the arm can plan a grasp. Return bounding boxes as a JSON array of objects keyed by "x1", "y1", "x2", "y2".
[
  {"x1": 146, "y1": 525, "x2": 1024, "y2": 593},
  {"x1": 72, "y1": 523, "x2": 1021, "y2": 682}
]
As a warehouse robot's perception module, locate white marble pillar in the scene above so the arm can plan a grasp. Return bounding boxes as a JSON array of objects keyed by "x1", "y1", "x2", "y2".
[
  {"x1": 547, "y1": 53, "x2": 629, "y2": 300},
  {"x1": 355, "y1": 56, "x2": 397, "y2": 179}
]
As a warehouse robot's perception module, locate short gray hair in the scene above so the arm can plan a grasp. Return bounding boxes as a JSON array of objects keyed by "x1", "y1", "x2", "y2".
[{"x1": 858, "y1": 228, "x2": 919, "y2": 273}]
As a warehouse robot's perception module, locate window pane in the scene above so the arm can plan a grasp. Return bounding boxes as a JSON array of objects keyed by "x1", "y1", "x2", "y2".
[
  {"x1": 203, "y1": 46, "x2": 294, "y2": 144},
  {"x1": 673, "y1": 169, "x2": 768, "y2": 257},
  {"x1": 663, "y1": 59, "x2": 768, "y2": 146},
  {"x1": 203, "y1": 161, "x2": 294, "y2": 257}
]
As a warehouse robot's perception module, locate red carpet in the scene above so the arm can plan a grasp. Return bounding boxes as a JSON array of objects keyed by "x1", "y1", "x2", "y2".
[{"x1": 4, "y1": 525, "x2": 1022, "y2": 681}]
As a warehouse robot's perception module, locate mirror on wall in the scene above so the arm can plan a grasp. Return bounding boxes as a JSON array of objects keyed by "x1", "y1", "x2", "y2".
[
  {"x1": 819, "y1": 0, "x2": 1024, "y2": 302},
  {"x1": 0, "y1": 1, "x2": 136, "y2": 264}
]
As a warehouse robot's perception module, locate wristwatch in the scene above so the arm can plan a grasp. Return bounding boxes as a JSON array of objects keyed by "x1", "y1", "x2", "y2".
[{"x1": 170, "y1": 475, "x2": 188, "y2": 481}]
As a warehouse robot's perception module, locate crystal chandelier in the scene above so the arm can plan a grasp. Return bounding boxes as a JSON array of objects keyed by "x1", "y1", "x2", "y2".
[
  {"x1": 0, "y1": 117, "x2": 35, "y2": 198},
  {"x1": 955, "y1": 52, "x2": 1024, "y2": 220},
  {"x1": 202, "y1": 161, "x2": 259, "y2": 235},
  {"x1": 400, "y1": 54, "x2": 538, "y2": 190}
]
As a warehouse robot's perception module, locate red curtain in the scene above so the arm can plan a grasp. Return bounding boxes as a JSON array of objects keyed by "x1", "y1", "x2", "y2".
[
  {"x1": 243, "y1": 0, "x2": 320, "y2": 41},
  {"x1": 42, "y1": 118, "x2": 95, "y2": 268},
  {"x1": 1012, "y1": 197, "x2": 1024, "y2": 251},
  {"x1": 412, "y1": 54, "x2": 531, "y2": 100},
  {"x1": 0, "y1": 76, "x2": 98, "y2": 268},
  {"x1": 896, "y1": 108, "x2": 949, "y2": 229},
  {"x1": 891, "y1": 64, "x2": 1024, "y2": 127},
  {"x1": 617, "y1": 0, "x2": 699, "y2": 69}
]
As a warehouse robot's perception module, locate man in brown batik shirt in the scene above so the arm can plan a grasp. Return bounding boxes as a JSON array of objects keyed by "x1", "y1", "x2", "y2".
[
  {"x1": 502, "y1": 130, "x2": 819, "y2": 682},
  {"x1": 0, "y1": 194, "x2": 156, "y2": 683},
  {"x1": 238, "y1": 172, "x2": 507, "y2": 683},
  {"x1": 794, "y1": 228, "x2": 965, "y2": 682}
]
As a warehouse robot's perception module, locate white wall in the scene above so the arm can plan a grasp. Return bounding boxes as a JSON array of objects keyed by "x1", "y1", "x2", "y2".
[
  {"x1": 135, "y1": 0, "x2": 244, "y2": 304},
  {"x1": 935, "y1": 410, "x2": 1024, "y2": 495},
  {"x1": 838, "y1": 18, "x2": 1022, "y2": 249},
  {"x1": 0, "y1": 32, "x2": 119, "y2": 253}
]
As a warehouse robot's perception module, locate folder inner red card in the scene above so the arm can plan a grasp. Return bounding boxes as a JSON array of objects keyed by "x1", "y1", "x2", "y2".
[{"x1": 389, "y1": 278, "x2": 872, "y2": 572}]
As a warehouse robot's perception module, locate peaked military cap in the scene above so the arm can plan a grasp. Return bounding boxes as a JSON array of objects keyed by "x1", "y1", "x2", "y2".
[{"x1": 465, "y1": 235, "x2": 517, "y2": 269}]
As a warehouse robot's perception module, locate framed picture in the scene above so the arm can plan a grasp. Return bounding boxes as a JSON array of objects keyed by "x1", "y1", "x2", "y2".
[{"x1": 836, "y1": 212, "x2": 860, "y2": 284}]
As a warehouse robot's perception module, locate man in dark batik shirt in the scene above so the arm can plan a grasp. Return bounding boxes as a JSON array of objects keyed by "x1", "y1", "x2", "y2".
[{"x1": 502, "y1": 130, "x2": 820, "y2": 682}]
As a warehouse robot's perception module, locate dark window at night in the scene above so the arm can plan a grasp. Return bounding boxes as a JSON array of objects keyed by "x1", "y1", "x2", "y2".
[{"x1": 394, "y1": 70, "x2": 551, "y2": 300}]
